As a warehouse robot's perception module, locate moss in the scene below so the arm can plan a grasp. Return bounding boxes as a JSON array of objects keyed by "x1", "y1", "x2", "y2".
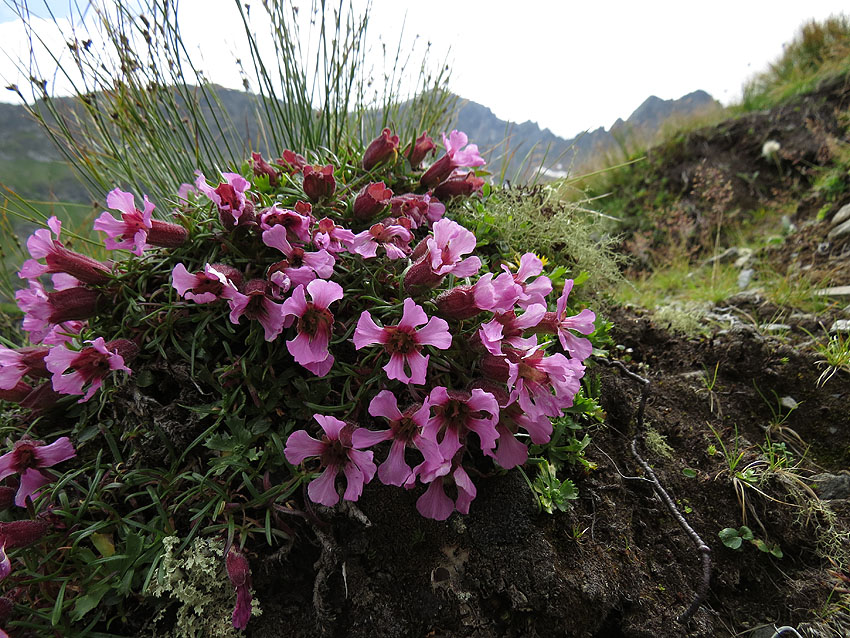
[
  {"x1": 147, "y1": 536, "x2": 262, "y2": 638},
  {"x1": 645, "y1": 426, "x2": 675, "y2": 460}
]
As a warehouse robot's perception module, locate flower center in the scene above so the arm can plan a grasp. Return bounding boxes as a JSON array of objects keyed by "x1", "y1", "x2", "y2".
[
  {"x1": 215, "y1": 183, "x2": 240, "y2": 210},
  {"x1": 319, "y1": 436, "x2": 348, "y2": 468},
  {"x1": 392, "y1": 415, "x2": 420, "y2": 443},
  {"x1": 69, "y1": 348, "x2": 111, "y2": 382},
  {"x1": 383, "y1": 326, "x2": 418, "y2": 355},
  {"x1": 14, "y1": 445, "x2": 36, "y2": 471},
  {"x1": 435, "y1": 398, "x2": 472, "y2": 432},
  {"x1": 299, "y1": 304, "x2": 333, "y2": 337}
]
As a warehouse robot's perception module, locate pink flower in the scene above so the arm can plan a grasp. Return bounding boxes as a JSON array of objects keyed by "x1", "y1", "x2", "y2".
[
  {"x1": 362, "y1": 128, "x2": 399, "y2": 171},
  {"x1": 0, "y1": 437, "x2": 76, "y2": 506},
  {"x1": 0, "y1": 346, "x2": 49, "y2": 390},
  {"x1": 351, "y1": 220, "x2": 413, "y2": 260},
  {"x1": 472, "y1": 272, "x2": 523, "y2": 314},
  {"x1": 504, "y1": 253, "x2": 552, "y2": 309},
  {"x1": 420, "y1": 130, "x2": 486, "y2": 188},
  {"x1": 172, "y1": 263, "x2": 241, "y2": 304},
  {"x1": 422, "y1": 387, "x2": 500, "y2": 461},
  {"x1": 19, "y1": 216, "x2": 110, "y2": 285},
  {"x1": 506, "y1": 346, "x2": 585, "y2": 419},
  {"x1": 258, "y1": 204, "x2": 313, "y2": 243},
  {"x1": 351, "y1": 391, "x2": 441, "y2": 487},
  {"x1": 225, "y1": 547, "x2": 253, "y2": 629},
  {"x1": 284, "y1": 415, "x2": 376, "y2": 507},
  {"x1": 226, "y1": 280, "x2": 287, "y2": 342},
  {"x1": 94, "y1": 188, "x2": 187, "y2": 256},
  {"x1": 44, "y1": 337, "x2": 134, "y2": 402},
  {"x1": 282, "y1": 280, "x2": 343, "y2": 376},
  {"x1": 302, "y1": 165, "x2": 336, "y2": 202},
  {"x1": 262, "y1": 225, "x2": 335, "y2": 287},
  {"x1": 536, "y1": 280, "x2": 596, "y2": 360},
  {"x1": 416, "y1": 457, "x2": 477, "y2": 521},
  {"x1": 403, "y1": 219, "x2": 481, "y2": 292},
  {"x1": 478, "y1": 305, "x2": 546, "y2": 356},
  {"x1": 353, "y1": 182, "x2": 393, "y2": 220},
  {"x1": 354, "y1": 298, "x2": 451, "y2": 385},
  {"x1": 15, "y1": 280, "x2": 94, "y2": 344},
  {"x1": 313, "y1": 218, "x2": 356, "y2": 254},
  {"x1": 195, "y1": 171, "x2": 252, "y2": 226},
  {"x1": 389, "y1": 192, "x2": 445, "y2": 229},
  {"x1": 405, "y1": 132, "x2": 436, "y2": 169}
]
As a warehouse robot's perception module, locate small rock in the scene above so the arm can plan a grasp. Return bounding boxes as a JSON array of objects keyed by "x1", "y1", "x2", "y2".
[
  {"x1": 781, "y1": 215, "x2": 796, "y2": 233},
  {"x1": 738, "y1": 268, "x2": 755, "y2": 290},
  {"x1": 762, "y1": 323, "x2": 791, "y2": 333},
  {"x1": 833, "y1": 203, "x2": 850, "y2": 226},
  {"x1": 831, "y1": 320, "x2": 850, "y2": 333},
  {"x1": 816, "y1": 286, "x2": 850, "y2": 299},
  {"x1": 779, "y1": 396, "x2": 798, "y2": 410},
  {"x1": 811, "y1": 473, "x2": 850, "y2": 500},
  {"x1": 817, "y1": 241, "x2": 830, "y2": 255},
  {"x1": 828, "y1": 219, "x2": 850, "y2": 240},
  {"x1": 704, "y1": 247, "x2": 738, "y2": 266},
  {"x1": 733, "y1": 248, "x2": 754, "y2": 268}
]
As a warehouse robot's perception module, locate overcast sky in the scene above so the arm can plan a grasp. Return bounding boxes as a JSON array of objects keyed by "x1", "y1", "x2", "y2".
[{"x1": 1, "y1": 1, "x2": 848, "y2": 139}]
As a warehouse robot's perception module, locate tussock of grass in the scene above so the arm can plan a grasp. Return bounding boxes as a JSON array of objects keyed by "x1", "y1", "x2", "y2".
[{"x1": 738, "y1": 14, "x2": 850, "y2": 112}]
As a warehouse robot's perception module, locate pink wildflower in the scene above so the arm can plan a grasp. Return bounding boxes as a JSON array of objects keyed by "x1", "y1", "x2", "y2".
[
  {"x1": 478, "y1": 304, "x2": 546, "y2": 356},
  {"x1": 281, "y1": 280, "x2": 344, "y2": 376},
  {"x1": 262, "y1": 225, "x2": 335, "y2": 287},
  {"x1": 313, "y1": 217, "x2": 356, "y2": 254},
  {"x1": 195, "y1": 171, "x2": 252, "y2": 226},
  {"x1": 94, "y1": 188, "x2": 186, "y2": 256},
  {"x1": 389, "y1": 192, "x2": 445, "y2": 229},
  {"x1": 351, "y1": 391, "x2": 441, "y2": 487},
  {"x1": 15, "y1": 280, "x2": 94, "y2": 344},
  {"x1": 0, "y1": 346, "x2": 50, "y2": 390},
  {"x1": 354, "y1": 298, "x2": 451, "y2": 384},
  {"x1": 504, "y1": 253, "x2": 552, "y2": 309},
  {"x1": 44, "y1": 337, "x2": 135, "y2": 402},
  {"x1": 416, "y1": 457, "x2": 477, "y2": 521},
  {"x1": 0, "y1": 437, "x2": 75, "y2": 506},
  {"x1": 422, "y1": 387, "x2": 500, "y2": 461},
  {"x1": 258, "y1": 204, "x2": 313, "y2": 243},
  {"x1": 225, "y1": 547, "x2": 253, "y2": 630},
  {"x1": 351, "y1": 219, "x2": 413, "y2": 260},
  {"x1": 284, "y1": 414, "x2": 376, "y2": 506},
  {"x1": 277, "y1": 149, "x2": 307, "y2": 174},
  {"x1": 505, "y1": 346, "x2": 585, "y2": 419},
  {"x1": 226, "y1": 279, "x2": 287, "y2": 342},
  {"x1": 420, "y1": 130, "x2": 486, "y2": 188},
  {"x1": 172, "y1": 263, "x2": 242, "y2": 304},
  {"x1": 404, "y1": 219, "x2": 481, "y2": 291},
  {"x1": 536, "y1": 280, "x2": 596, "y2": 360},
  {"x1": 19, "y1": 216, "x2": 110, "y2": 285}
]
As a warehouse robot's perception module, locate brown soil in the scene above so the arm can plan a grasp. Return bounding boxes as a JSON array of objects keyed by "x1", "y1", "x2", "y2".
[{"x1": 220, "y1": 310, "x2": 849, "y2": 638}]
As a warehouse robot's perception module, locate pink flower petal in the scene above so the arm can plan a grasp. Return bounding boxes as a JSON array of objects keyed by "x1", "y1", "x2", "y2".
[
  {"x1": 416, "y1": 478, "x2": 453, "y2": 521},
  {"x1": 398, "y1": 298, "x2": 428, "y2": 330},
  {"x1": 308, "y1": 466, "x2": 340, "y2": 506},
  {"x1": 353, "y1": 311, "x2": 386, "y2": 349},
  {"x1": 415, "y1": 316, "x2": 451, "y2": 349},
  {"x1": 314, "y1": 414, "x2": 346, "y2": 440},
  {"x1": 32, "y1": 437, "x2": 75, "y2": 467},
  {"x1": 284, "y1": 430, "x2": 325, "y2": 465},
  {"x1": 378, "y1": 438, "x2": 412, "y2": 487},
  {"x1": 16, "y1": 468, "x2": 51, "y2": 507},
  {"x1": 367, "y1": 390, "x2": 403, "y2": 421}
]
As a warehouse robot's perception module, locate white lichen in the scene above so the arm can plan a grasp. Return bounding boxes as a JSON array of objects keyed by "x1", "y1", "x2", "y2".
[{"x1": 147, "y1": 536, "x2": 261, "y2": 638}]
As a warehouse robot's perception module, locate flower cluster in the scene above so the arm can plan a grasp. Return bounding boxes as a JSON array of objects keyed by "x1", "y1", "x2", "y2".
[{"x1": 0, "y1": 128, "x2": 597, "y2": 632}]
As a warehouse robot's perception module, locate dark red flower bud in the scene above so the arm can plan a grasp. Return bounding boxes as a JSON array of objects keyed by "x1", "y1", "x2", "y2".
[
  {"x1": 405, "y1": 132, "x2": 436, "y2": 169},
  {"x1": 147, "y1": 219, "x2": 188, "y2": 248},
  {"x1": 0, "y1": 520, "x2": 49, "y2": 549},
  {"x1": 420, "y1": 154, "x2": 454, "y2": 188},
  {"x1": 18, "y1": 381, "x2": 59, "y2": 411},
  {"x1": 46, "y1": 287, "x2": 101, "y2": 324},
  {"x1": 277, "y1": 149, "x2": 307, "y2": 175},
  {"x1": 362, "y1": 128, "x2": 399, "y2": 171},
  {"x1": 302, "y1": 165, "x2": 336, "y2": 202},
  {"x1": 0, "y1": 382, "x2": 32, "y2": 404},
  {"x1": 353, "y1": 182, "x2": 393, "y2": 220},
  {"x1": 403, "y1": 256, "x2": 443, "y2": 293},
  {"x1": 44, "y1": 248, "x2": 111, "y2": 286},
  {"x1": 480, "y1": 355, "x2": 510, "y2": 383},
  {"x1": 251, "y1": 152, "x2": 280, "y2": 186},
  {"x1": 433, "y1": 172, "x2": 485, "y2": 200},
  {"x1": 209, "y1": 263, "x2": 243, "y2": 289},
  {"x1": 106, "y1": 339, "x2": 139, "y2": 365},
  {"x1": 435, "y1": 286, "x2": 482, "y2": 320},
  {"x1": 226, "y1": 547, "x2": 251, "y2": 588},
  {"x1": 294, "y1": 201, "x2": 312, "y2": 217},
  {"x1": 15, "y1": 347, "x2": 50, "y2": 380}
]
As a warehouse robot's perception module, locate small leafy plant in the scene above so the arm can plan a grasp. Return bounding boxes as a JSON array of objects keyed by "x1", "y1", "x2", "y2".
[{"x1": 719, "y1": 526, "x2": 783, "y2": 558}]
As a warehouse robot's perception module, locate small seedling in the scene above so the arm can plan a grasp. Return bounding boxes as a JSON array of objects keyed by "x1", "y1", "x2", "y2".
[{"x1": 719, "y1": 526, "x2": 782, "y2": 557}]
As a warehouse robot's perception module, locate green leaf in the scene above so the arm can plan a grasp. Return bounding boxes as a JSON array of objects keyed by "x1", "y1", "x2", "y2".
[
  {"x1": 718, "y1": 528, "x2": 743, "y2": 549},
  {"x1": 72, "y1": 584, "x2": 110, "y2": 621},
  {"x1": 738, "y1": 526, "x2": 754, "y2": 541},
  {"x1": 682, "y1": 468, "x2": 697, "y2": 478}
]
